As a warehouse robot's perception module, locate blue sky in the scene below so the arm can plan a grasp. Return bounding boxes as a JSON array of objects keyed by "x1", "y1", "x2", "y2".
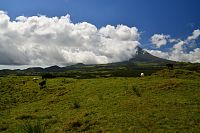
[
  {"x1": 1, "y1": 0, "x2": 200, "y2": 43},
  {"x1": 0, "y1": 0, "x2": 200, "y2": 67}
]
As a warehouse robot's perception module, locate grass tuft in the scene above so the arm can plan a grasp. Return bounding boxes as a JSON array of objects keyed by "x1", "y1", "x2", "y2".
[
  {"x1": 71, "y1": 101, "x2": 80, "y2": 109},
  {"x1": 19, "y1": 121, "x2": 45, "y2": 133},
  {"x1": 132, "y1": 86, "x2": 141, "y2": 97}
]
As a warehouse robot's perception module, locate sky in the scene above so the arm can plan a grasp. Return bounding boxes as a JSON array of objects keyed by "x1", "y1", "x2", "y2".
[{"x1": 0, "y1": 0, "x2": 200, "y2": 69}]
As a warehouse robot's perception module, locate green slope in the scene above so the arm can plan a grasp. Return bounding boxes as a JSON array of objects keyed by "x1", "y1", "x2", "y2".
[{"x1": 0, "y1": 69, "x2": 200, "y2": 132}]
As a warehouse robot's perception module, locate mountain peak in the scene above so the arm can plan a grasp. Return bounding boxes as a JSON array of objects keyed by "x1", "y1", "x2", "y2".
[
  {"x1": 129, "y1": 46, "x2": 174, "y2": 63},
  {"x1": 136, "y1": 46, "x2": 147, "y2": 55}
]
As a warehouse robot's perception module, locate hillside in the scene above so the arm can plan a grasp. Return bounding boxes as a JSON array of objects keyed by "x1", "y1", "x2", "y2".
[
  {"x1": 0, "y1": 47, "x2": 177, "y2": 77},
  {"x1": 0, "y1": 69, "x2": 200, "y2": 132}
]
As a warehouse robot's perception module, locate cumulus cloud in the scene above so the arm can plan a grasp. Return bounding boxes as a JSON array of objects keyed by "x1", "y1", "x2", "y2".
[
  {"x1": 150, "y1": 34, "x2": 170, "y2": 48},
  {"x1": 147, "y1": 29, "x2": 200, "y2": 63},
  {"x1": 187, "y1": 29, "x2": 200, "y2": 41},
  {"x1": 147, "y1": 48, "x2": 200, "y2": 63},
  {"x1": 0, "y1": 11, "x2": 140, "y2": 65}
]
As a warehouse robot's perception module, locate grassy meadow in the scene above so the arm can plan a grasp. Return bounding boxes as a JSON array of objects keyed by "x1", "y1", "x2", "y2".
[{"x1": 0, "y1": 69, "x2": 200, "y2": 132}]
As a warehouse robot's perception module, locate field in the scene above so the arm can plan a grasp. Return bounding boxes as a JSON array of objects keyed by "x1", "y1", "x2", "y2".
[{"x1": 0, "y1": 69, "x2": 200, "y2": 132}]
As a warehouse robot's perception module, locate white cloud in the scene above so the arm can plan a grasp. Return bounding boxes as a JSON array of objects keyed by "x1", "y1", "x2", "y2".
[
  {"x1": 147, "y1": 48, "x2": 200, "y2": 63},
  {"x1": 172, "y1": 29, "x2": 200, "y2": 53},
  {"x1": 99, "y1": 25, "x2": 139, "y2": 41},
  {"x1": 147, "y1": 29, "x2": 200, "y2": 63},
  {"x1": 0, "y1": 11, "x2": 140, "y2": 65},
  {"x1": 169, "y1": 38, "x2": 180, "y2": 43},
  {"x1": 187, "y1": 29, "x2": 200, "y2": 41},
  {"x1": 150, "y1": 34, "x2": 170, "y2": 48},
  {"x1": 173, "y1": 41, "x2": 186, "y2": 51},
  {"x1": 0, "y1": 11, "x2": 9, "y2": 29},
  {"x1": 145, "y1": 49, "x2": 170, "y2": 59}
]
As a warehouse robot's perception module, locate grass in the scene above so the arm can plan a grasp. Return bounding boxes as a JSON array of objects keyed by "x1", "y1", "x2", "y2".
[
  {"x1": 0, "y1": 69, "x2": 200, "y2": 132},
  {"x1": 18, "y1": 121, "x2": 45, "y2": 133}
]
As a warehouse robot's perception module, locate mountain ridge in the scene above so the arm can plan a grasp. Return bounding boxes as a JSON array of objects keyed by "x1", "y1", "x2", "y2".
[{"x1": 0, "y1": 46, "x2": 176, "y2": 74}]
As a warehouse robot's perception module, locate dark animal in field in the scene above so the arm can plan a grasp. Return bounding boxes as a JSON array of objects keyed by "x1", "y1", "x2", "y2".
[
  {"x1": 22, "y1": 80, "x2": 26, "y2": 84},
  {"x1": 39, "y1": 80, "x2": 46, "y2": 89},
  {"x1": 166, "y1": 64, "x2": 174, "y2": 70}
]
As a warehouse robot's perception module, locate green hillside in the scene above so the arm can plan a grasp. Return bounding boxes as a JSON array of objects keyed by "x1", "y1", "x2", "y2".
[{"x1": 0, "y1": 69, "x2": 200, "y2": 132}]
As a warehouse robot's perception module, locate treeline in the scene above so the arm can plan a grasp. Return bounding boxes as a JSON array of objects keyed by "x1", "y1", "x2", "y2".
[
  {"x1": 0, "y1": 62, "x2": 200, "y2": 78},
  {"x1": 39, "y1": 67, "x2": 163, "y2": 79}
]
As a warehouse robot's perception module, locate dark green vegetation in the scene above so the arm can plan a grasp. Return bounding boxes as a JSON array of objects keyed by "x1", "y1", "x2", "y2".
[{"x1": 0, "y1": 69, "x2": 200, "y2": 132}]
